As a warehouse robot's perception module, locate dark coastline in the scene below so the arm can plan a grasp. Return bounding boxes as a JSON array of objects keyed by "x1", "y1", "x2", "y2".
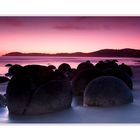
[{"x1": 3, "y1": 48, "x2": 140, "y2": 58}]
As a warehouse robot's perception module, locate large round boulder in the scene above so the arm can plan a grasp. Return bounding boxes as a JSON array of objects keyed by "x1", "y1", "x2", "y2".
[
  {"x1": 104, "y1": 68, "x2": 133, "y2": 89},
  {"x1": 6, "y1": 70, "x2": 34, "y2": 114},
  {"x1": 6, "y1": 65, "x2": 54, "y2": 115},
  {"x1": 72, "y1": 68, "x2": 104, "y2": 96},
  {"x1": 84, "y1": 76, "x2": 133, "y2": 107},
  {"x1": 25, "y1": 80, "x2": 72, "y2": 115},
  {"x1": 58, "y1": 63, "x2": 71, "y2": 73}
]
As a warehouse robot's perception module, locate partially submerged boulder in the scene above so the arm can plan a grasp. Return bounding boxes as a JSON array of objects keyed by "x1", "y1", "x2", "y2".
[
  {"x1": 26, "y1": 80, "x2": 72, "y2": 115},
  {"x1": 84, "y1": 76, "x2": 133, "y2": 107},
  {"x1": 6, "y1": 70, "x2": 35, "y2": 114},
  {"x1": 6, "y1": 64, "x2": 72, "y2": 115},
  {"x1": 6, "y1": 65, "x2": 54, "y2": 115}
]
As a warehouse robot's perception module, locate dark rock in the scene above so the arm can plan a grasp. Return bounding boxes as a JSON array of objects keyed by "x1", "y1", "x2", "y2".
[
  {"x1": 6, "y1": 70, "x2": 35, "y2": 114},
  {"x1": 6, "y1": 65, "x2": 54, "y2": 115},
  {"x1": 65, "y1": 68, "x2": 77, "y2": 80},
  {"x1": 0, "y1": 76, "x2": 9, "y2": 83},
  {"x1": 25, "y1": 80, "x2": 72, "y2": 115},
  {"x1": 5, "y1": 64, "x2": 13, "y2": 67},
  {"x1": 95, "y1": 60, "x2": 118, "y2": 71},
  {"x1": 72, "y1": 68, "x2": 104, "y2": 96},
  {"x1": 23, "y1": 65, "x2": 54, "y2": 87},
  {"x1": 104, "y1": 68, "x2": 133, "y2": 89},
  {"x1": 58, "y1": 63, "x2": 71, "y2": 73},
  {"x1": 6, "y1": 64, "x2": 23, "y2": 76},
  {"x1": 119, "y1": 63, "x2": 133, "y2": 77},
  {"x1": 51, "y1": 69, "x2": 66, "y2": 80},
  {"x1": 47, "y1": 65, "x2": 56, "y2": 71},
  {"x1": 77, "y1": 61, "x2": 94, "y2": 72},
  {"x1": 84, "y1": 76, "x2": 133, "y2": 107}
]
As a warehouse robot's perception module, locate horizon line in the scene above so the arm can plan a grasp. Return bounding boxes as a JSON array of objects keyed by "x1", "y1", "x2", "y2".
[{"x1": 1, "y1": 47, "x2": 140, "y2": 56}]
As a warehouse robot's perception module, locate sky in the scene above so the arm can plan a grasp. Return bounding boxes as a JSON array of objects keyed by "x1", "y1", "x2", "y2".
[{"x1": 0, "y1": 17, "x2": 140, "y2": 55}]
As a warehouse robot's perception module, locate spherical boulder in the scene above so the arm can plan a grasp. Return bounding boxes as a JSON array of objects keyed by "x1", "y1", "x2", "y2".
[
  {"x1": 58, "y1": 63, "x2": 71, "y2": 73},
  {"x1": 25, "y1": 80, "x2": 72, "y2": 115},
  {"x1": 72, "y1": 68, "x2": 104, "y2": 96},
  {"x1": 77, "y1": 61, "x2": 94, "y2": 72},
  {"x1": 6, "y1": 65, "x2": 54, "y2": 115},
  {"x1": 104, "y1": 68, "x2": 133, "y2": 89},
  {"x1": 6, "y1": 70, "x2": 34, "y2": 115},
  {"x1": 84, "y1": 76, "x2": 133, "y2": 107}
]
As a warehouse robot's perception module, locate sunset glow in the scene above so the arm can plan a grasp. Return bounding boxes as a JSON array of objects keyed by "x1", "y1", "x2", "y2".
[{"x1": 0, "y1": 17, "x2": 140, "y2": 55}]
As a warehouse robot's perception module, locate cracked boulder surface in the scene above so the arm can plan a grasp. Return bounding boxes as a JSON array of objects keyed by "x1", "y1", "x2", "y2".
[
  {"x1": 25, "y1": 80, "x2": 72, "y2": 115},
  {"x1": 6, "y1": 65, "x2": 72, "y2": 115}
]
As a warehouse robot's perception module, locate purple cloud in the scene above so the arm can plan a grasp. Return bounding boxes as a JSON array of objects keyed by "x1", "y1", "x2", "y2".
[{"x1": 0, "y1": 17, "x2": 23, "y2": 27}]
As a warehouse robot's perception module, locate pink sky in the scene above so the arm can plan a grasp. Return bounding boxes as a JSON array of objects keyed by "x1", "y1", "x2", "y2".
[{"x1": 0, "y1": 17, "x2": 140, "y2": 55}]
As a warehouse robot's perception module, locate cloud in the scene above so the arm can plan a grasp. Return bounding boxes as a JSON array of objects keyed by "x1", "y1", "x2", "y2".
[
  {"x1": 53, "y1": 23, "x2": 111, "y2": 31},
  {"x1": 0, "y1": 17, "x2": 23, "y2": 27},
  {"x1": 54, "y1": 25, "x2": 86, "y2": 30},
  {"x1": 52, "y1": 17, "x2": 114, "y2": 31}
]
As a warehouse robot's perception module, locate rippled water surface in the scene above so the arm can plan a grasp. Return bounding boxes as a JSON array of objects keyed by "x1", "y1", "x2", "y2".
[{"x1": 0, "y1": 56, "x2": 140, "y2": 74}]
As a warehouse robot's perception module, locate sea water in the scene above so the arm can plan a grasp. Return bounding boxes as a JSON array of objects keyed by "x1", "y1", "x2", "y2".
[
  {"x1": 0, "y1": 56, "x2": 140, "y2": 75},
  {"x1": 0, "y1": 56, "x2": 140, "y2": 123}
]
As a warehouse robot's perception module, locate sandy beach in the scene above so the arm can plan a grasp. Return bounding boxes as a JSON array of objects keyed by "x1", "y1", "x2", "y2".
[{"x1": 0, "y1": 65, "x2": 139, "y2": 123}]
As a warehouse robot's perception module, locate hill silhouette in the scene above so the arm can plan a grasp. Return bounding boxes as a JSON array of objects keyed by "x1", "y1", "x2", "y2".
[{"x1": 3, "y1": 48, "x2": 140, "y2": 58}]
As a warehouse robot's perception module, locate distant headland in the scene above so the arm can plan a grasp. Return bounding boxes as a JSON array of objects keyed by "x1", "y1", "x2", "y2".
[{"x1": 3, "y1": 48, "x2": 140, "y2": 58}]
